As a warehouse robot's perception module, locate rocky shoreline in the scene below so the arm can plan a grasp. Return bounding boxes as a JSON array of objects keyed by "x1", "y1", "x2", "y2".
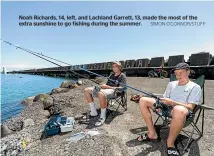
[
  {"x1": 1, "y1": 77, "x2": 214, "y2": 156},
  {"x1": 1, "y1": 79, "x2": 92, "y2": 155},
  {"x1": 1, "y1": 78, "x2": 127, "y2": 156}
]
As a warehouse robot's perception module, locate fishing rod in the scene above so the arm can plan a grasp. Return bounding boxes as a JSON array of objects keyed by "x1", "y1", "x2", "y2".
[
  {"x1": 2, "y1": 40, "x2": 70, "y2": 66},
  {"x1": 1, "y1": 39, "x2": 100, "y2": 84},
  {"x1": 1, "y1": 39, "x2": 159, "y2": 99}
]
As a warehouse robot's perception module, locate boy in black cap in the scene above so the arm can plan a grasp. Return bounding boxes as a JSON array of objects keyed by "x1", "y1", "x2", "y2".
[{"x1": 138, "y1": 63, "x2": 201, "y2": 156}]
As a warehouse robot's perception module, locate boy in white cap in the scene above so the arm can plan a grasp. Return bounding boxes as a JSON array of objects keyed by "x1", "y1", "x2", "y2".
[{"x1": 83, "y1": 61, "x2": 127, "y2": 126}]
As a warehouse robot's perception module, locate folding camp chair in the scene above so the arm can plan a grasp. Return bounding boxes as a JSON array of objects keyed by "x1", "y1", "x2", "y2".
[
  {"x1": 107, "y1": 87, "x2": 127, "y2": 115},
  {"x1": 153, "y1": 74, "x2": 214, "y2": 151}
]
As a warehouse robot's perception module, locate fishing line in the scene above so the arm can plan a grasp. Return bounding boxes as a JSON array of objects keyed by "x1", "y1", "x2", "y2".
[{"x1": 1, "y1": 39, "x2": 159, "y2": 99}]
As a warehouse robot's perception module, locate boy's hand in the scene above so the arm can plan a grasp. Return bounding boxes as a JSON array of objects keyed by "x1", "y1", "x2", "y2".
[
  {"x1": 100, "y1": 84, "x2": 105, "y2": 88},
  {"x1": 160, "y1": 98, "x2": 175, "y2": 106}
]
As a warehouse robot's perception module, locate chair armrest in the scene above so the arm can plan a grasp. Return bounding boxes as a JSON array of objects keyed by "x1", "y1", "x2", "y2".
[
  {"x1": 153, "y1": 93, "x2": 163, "y2": 97},
  {"x1": 199, "y1": 105, "x2": 214, "y2": 110},
  {"x1": 115, "y1": 87, "x2": 126, "y2": 93},
  {"x1": 144, "y1": 93, "x2": 163, "y2": 98}
]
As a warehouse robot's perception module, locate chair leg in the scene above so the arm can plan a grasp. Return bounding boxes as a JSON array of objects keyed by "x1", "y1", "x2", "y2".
[
  {"x1": 191, "y1": 122, "x2": 202, "y2": 136},
  {"x1": 191, "y1": 108, "x2": 204, "y2": 137},
  {"x1": 181, "y1": 115, "x2": 203, "y2": 151},
  {"x1": 123, "y1": 103, "x2": 127, "y2": 111},
  {"x1": 195, "y1": 109, "x2": 202, "y2": 124},
  {"x1": 202, "y1": 109, "x2": 204, "y2": 135},
  {"x1": 107, "y1": 92, "x2": 127, "y2": 117},
  {"x1": 153, "y1": 113, "x2": 169, "y2": 130},
  {"x1": 115, "y1": 101, "x2": 121, "y2": 113},
  {"x1": 154, "y1": 116, "x2": 160, "y2": 126},
  {"x1": 115, "y1": 94, "x2": 127, "y2": 112},
  {"x1": 109, "y1": 97, "x2": 122, "y2": 116},
  {"x1": 122, "y1": 94, "x2": 127, "y2": 111},
  {"x1": 108, "y1": 99, "x2": 111, "y2": 107},
  {"x1": 184, "y1": 126, "x2": 194, "y2": 152}
]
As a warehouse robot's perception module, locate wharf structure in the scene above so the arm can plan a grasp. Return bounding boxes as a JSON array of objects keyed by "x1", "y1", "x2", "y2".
[{"x1": 8, "y1": 53, "x2": 214, "y2": 79}]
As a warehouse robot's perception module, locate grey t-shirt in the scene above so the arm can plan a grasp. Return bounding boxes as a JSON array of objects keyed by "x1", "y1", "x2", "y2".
[
  {"x1": 163, "y1": 81, "x2": 201, "y2": 105},
  {"x1": 106, "y1": 72, "x2": 127, "y2": 87}
]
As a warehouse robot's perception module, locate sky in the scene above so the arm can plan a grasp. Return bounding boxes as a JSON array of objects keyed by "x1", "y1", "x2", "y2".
[{"x1": 1, "y1": 1, "x2": 214, "y2": 71}]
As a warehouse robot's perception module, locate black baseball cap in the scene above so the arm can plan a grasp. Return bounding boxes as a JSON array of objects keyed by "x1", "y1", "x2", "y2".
[{"x1": 174, "y1": 63, "x2": 190, "y2": 70}]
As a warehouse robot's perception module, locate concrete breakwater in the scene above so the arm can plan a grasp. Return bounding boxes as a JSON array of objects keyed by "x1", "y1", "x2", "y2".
[{"x1": 9, "y1": 53, "x2": 214, "y2": 79}]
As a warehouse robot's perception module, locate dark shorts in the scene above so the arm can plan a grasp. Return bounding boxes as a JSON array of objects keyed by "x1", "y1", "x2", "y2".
[{"x1": 154, "y1": 99, "x2": 193, "y2": 118}]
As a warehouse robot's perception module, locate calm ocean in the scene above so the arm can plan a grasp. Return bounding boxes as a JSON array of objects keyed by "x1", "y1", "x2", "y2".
[{"x1": 1, "y1": 74, "x2": 75, "y2": 122}]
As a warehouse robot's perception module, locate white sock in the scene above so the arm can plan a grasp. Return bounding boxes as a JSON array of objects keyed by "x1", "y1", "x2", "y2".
[
  {"x1": 100, "y1": 108, "x2": 107, "y2": 120},
  {"x1": 89, "y1": 102, "x2": 97, "y2": 116}
]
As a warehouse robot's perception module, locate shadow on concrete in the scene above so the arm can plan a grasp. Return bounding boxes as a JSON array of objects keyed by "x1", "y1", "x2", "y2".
[
  {"x1": 126, "y1": 126, "x2": 201, "y2": 156},
  {"x1": 75, "y1": 109, "x2": 123, "y2": 129}
]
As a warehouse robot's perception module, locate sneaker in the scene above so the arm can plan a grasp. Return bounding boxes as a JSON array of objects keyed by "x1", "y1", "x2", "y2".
[
  {"x1": 167, "y1": 147, "x2": 180, "y2": 156},
  {"x1": 82, "y1": 112, "x2": 98, "y2": 119},
  {"x1": 95, "y1": 118, "x2": 105, "y2": 127}
]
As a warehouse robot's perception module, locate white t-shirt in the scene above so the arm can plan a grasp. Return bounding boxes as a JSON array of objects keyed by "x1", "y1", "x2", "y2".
[{"x1": 163, "y1": 81, "x2": 201, "y2": 105}]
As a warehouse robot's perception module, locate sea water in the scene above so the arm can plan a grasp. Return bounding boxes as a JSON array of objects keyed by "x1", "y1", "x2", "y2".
[{"x1": 1, "y1": 74, "x2": 75, "y2": 122}]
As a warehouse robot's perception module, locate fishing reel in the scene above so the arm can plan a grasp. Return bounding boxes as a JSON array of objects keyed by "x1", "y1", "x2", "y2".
[
  {"x1": 153, "y1": 98, "x2": 172, "y2": 117},
  {"x1": 94, "y1": 85, "x2": 101, "y2": 92},
  {"x1": 115, "y1": 80, "x2": 119, "y2": 85},
  {"x1": 153, "y1": 98, "x2": 169, "y2": 110}
]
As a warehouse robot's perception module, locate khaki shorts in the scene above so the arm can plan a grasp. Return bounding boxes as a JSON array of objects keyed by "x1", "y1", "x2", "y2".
[{"x1": 86, "y1": 86, "x2": 115, "y2": 99}]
